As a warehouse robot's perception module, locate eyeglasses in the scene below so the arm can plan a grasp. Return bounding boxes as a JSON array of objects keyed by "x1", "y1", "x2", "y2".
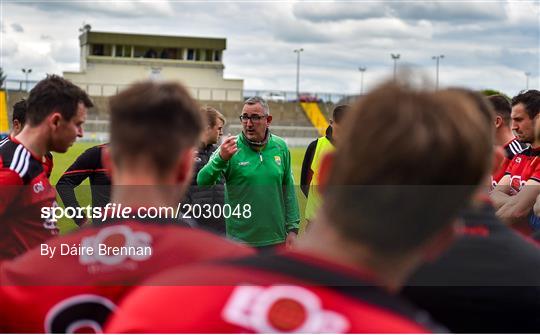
[{"x1": 239, "y1": 114, "x2": 267, "y2": 122}]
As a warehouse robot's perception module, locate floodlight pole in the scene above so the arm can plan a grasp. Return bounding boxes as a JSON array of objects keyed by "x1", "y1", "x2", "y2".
[
  {"x1": 432, "y1": 55, "x2": 444, "y2": 90},
  {"x1": 358, "y1": 67, "x2": 366, "y2": 95},
  {"x1": 21, "y1": 68, "x2": 32, "y2": 91},
  {"x1": 294, "y1": 48, "x2": 304, "y2": 100},
  {"x1": 391, "y1": 54, "x2": 400, "y2": 81}
]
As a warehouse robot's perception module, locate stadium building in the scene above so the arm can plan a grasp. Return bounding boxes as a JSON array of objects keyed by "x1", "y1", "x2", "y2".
[{"x1": 63, "y1": 27, "x2": 243, "y2": 101}]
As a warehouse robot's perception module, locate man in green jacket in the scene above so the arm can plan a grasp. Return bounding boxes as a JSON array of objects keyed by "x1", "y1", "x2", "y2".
[{"x1": 197, "y1": 97, "x2": 300, "y2": 249}]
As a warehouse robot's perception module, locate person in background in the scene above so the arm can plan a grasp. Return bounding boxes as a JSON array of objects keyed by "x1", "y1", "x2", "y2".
[
  {"x1": 197, "y1": 97, "x2": 300, "y2": 251},
  {"x1": 185, "y1": 106, "x2": 226, "y2": 234},
  {"x1": 56, "y1": 143, "x2": 111, "y2": 226},
  {"x1": 301, "y1": 104, "x2": 350, "y2": 227},
  {"x1": 489, "y1": 94, "x2": 529, "y2": 188}
]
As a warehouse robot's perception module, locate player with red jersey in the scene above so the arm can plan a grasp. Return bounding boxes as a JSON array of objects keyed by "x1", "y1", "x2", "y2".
[
  {"x1": 0, "y1": 76, "x2": 91, "y2": 259},
  {"x1": 0, "y1": 81, "x2": 254, "y2": 333},
  {"x1": 488, "y1": 95, "x2": 529, "y2": 187},
  {"x1": 107, "y1": 83, "x2": 493, "y2": 333},
  {"x1": 8, "y1": 99, "x2": 56, "y2": 178},
  {"x1": 492, "y1": 90, "x2": 540, "y2": 234}
]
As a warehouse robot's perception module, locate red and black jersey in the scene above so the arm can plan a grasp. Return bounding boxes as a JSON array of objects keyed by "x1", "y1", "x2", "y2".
[
  {"x1": 42, "y1": 151, "x2": 54, "y2": 178},
  {"x1": 0, "y1": 219, "x2": 254, "y2": 333},
  {"x1": 504, "y1": 146, "x2": 540, "y2": 193},
  {"x1": 403, "y1": 203, "x2": 540, "y2": 333},
  {"x1": 56, "y1": 144, "x2": 111, "y2": 226},
  {"x1": 492, "y1": 138, "x2": 529, "y2": 187},
  {"x1": 107, "y1": 251, "x2": 444, "y2": 333},
  {"x1": 0, "y1": 137, "x2": 58, "y2": 259}
]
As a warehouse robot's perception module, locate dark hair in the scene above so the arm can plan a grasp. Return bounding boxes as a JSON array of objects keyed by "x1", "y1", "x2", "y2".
[
  {"x1": 25, "y1": 75, "x2": 93, "y2": 126},
  {"x1": 109, "y1": 81, "x2": 203, "y2": 175},
  {"x1": 488, "y1": 95, "x2": 511, "y2": 125},
  {"x1": 511, "y1": 90, "x2": 540, "y2": 119},
  {"x1": 332, "y1": 104, "x2": 350, "y2": 123},
  {"x1": 323, "y1": 82, "x2": 492, "y2": 257},
  {"x1": 12, "y1": 99, "x2": 27, "y2": 125}
]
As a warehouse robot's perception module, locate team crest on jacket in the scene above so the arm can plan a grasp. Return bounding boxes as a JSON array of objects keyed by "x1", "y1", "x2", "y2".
[
  {"x1": 510, "y1": 175, "x2": 525, "y2": 193},
  {"x1": 222, "y1": 285, "x2": 349, "y2": 333},
  {"x1": 274, "y1": 156, "x2": 281, "y2": 166},
  {"x1": 79, "y1": 225, "x2": 153, "y2": 270}
]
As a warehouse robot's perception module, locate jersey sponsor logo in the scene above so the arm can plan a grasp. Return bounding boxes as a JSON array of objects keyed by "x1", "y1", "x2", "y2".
[
  {"x1": 222, "y1": 285, "x2": 349, "y2": 333},
  {"x1": 274, "y1": 156, "x2": 281, "y2": 166},
  {"x1": 33, "y1": 180, "x2": 45, "y2": 193},
  {"x1": 80, "y1": 225, "x2": 153, "y2": 266},
  {"x1": 239, "y1": 161, "x2": 250, "y2": 166}
]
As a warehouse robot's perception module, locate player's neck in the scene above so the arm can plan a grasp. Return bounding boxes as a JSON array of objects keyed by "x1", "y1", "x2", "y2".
[
  {"x1": 496, "y1": 128, "x2": 515, "y2": 146},
  {"x1": 296, "y1": 213, "x2": 414, "y2": 293},
  {"x1": 14, "y1": 126, "x2": 48, "y2": 158}
]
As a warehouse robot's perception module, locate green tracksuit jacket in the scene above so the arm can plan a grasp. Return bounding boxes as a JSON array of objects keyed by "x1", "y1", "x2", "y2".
[{"x1": 197, "y1": 133, "x2": 300, "y2": 246}]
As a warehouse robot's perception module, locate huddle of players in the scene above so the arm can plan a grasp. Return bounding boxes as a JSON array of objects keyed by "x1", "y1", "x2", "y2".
[
  {"x1": 0, "y1": 74, "x2": 539, "y2": 333},
  {"x1": 489, "y1": 90, "x2": 540, "y2": 237}
]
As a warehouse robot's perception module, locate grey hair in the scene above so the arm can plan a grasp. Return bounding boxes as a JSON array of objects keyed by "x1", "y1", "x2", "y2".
[{"x1": 244, "y1": 96, "x2": 270, "y2": 115}]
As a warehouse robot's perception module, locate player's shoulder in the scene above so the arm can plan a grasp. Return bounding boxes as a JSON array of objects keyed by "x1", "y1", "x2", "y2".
[
  {"x1": 505, "y1": 139, "x2": 530, "y2": 158},
  {"x1": 0, "y1": 138, "x2": 42, "y2": 182},
  {"x1": 109, "y1": 253, "x2": 440, "y2": 333},
  {"x1": 81, "y1": 144, "x2": 105, "y2": 158}
]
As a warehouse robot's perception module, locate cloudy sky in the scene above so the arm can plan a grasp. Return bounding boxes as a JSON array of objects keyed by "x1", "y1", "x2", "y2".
[{"x1": 1, "y1": 0, "x2": 538, "y2": 96}]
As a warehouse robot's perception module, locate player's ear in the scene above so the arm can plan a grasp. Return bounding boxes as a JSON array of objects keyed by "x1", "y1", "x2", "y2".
[
  {"x1": 421, "y1": 219, "x2": 459, "y2": 262},
  {"x1": 266, "y1": 115, "x2": 272, "y2": 125},
  {"x1": 317, "y1": 152, "x2": 334, "y2": 194},
  {"x1": 495, "y1": 115, "x2": 503, "y2": 129},
  {"x1": 176, "y1": 147, "x2": 196, "y2": 184},
  {"x1": 48, "y1": 111, "x2": 63, "y2": 129},
  {"x1": 101, "y1": 145, "x2": 113, "y2": 180}
]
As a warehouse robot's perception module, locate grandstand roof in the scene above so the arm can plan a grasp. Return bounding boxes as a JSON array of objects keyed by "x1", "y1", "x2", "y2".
[{"x1": 80, "y1": 31, "x2": 226, "y2": 50}]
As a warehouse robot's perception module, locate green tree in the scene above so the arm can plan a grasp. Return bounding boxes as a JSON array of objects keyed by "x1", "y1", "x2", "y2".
[{"x1": 480, "y1": 89, "x2": 510, "y2": 101}]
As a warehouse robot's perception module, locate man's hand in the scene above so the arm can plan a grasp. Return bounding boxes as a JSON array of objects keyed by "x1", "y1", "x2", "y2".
[
  {"x1": 219, "y1": 135, "x2": 238, "y2": 161},
  {"x1": 285, "y1": 231, "x2": 297, "y2": 249}
]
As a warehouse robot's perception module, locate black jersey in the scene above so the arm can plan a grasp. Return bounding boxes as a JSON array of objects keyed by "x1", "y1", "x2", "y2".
[
  {"x1": 56, "y1": 144, "x2": 111, "y2": 225},
  {"x1": 403, "y1": 203, "x2": 540, "y2": 333}
]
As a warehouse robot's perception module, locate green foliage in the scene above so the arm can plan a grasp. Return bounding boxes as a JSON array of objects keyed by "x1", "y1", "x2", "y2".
[{"x1": 480, "y1": 89, "x2": 511, "y2": 101}]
